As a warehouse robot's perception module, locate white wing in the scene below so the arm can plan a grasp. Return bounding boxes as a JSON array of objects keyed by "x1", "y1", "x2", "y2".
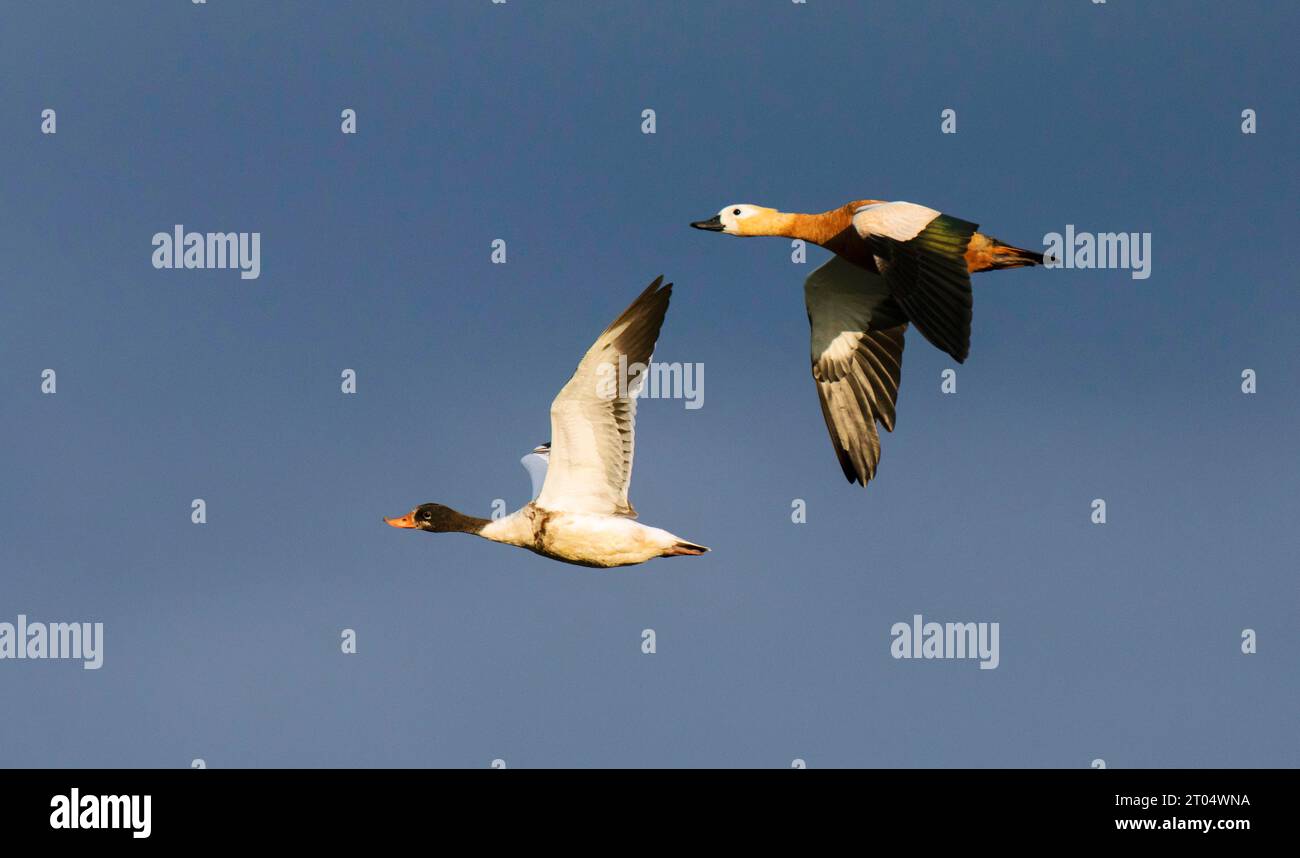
[
  {"x1": 534, "y1": 277, "x2": 673, "y2": 516},
  {"x1": 520, "y1": 445, "x2": 550, "y2": 501},
  {"x1": 852, "y1": 200, "x2": 941, "y2": 241}
]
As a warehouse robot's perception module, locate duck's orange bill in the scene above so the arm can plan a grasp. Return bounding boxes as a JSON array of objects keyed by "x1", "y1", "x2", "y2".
[{"x1": 384, "y1": 513, "x2": 416, "y2": 529}]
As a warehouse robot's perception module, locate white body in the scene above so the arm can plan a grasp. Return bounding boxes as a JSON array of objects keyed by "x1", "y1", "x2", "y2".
[{"x1": 481, "y1": 506, "x2": 694, "y2": 569}]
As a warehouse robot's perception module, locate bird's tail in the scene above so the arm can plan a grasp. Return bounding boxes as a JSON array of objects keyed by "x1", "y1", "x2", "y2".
[
  {"x1": 665, "y1": 541, "x2": 709, "y2": 557},
  {"x1": 967, "y1": 233, "x2": 1044, "y2": 272}
]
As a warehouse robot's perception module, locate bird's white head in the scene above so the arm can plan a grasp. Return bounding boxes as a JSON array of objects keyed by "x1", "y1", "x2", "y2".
[{"x1": 691, "y1": 203, "x2": 781, "y2": 236}]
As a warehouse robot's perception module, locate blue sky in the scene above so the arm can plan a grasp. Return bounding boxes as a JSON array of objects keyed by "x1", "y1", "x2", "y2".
[{"x1": 1, "y1": 1, "x2": 1296, "y2": 767}]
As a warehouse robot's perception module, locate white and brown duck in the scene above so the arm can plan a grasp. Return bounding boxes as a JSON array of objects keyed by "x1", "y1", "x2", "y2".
[{"x1": 385, "y1": 277, "x2": 708, "y2": 568}]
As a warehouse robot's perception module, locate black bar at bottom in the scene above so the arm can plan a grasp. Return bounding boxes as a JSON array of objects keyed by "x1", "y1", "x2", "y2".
[{"x1": 2, "y1": 768, "x2": 1288, "y2": 844}]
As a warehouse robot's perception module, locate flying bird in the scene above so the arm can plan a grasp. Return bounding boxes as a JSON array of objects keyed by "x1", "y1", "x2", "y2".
[
  {"x1": 385, "y1": 277, "x2": 709, "y2": 568},
  {"x1": 692, "y1": 200, "x2": 1042, "y2": 487}
]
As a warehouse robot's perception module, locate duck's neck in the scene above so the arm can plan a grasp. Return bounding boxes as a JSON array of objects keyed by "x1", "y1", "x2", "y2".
[
  {"x1": 756, "y1": 200, "x2": 881, "y2": 249},
  {"x1": 444, "y1": 508, "x2": 491, "y2": 536},
  {"x1": 477, "y1": 507, "x2": 535, "y2": 548}
]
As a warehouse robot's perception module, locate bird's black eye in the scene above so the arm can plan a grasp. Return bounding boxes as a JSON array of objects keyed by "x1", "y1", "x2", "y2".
[
  {"x1": 733, "y1": 208, "x2": 742, "y2": 216},
  {"x1": 419, "y1": 510, "x2": 431, "y2": 521}
]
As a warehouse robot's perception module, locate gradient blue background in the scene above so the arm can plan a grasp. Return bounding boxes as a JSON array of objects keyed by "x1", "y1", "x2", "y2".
[{"x1": 2, "y1": 1, "x2": 1295, "y2": 767}]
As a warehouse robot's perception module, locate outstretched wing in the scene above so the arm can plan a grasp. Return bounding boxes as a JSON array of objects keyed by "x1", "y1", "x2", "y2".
[
  {"x1": 535, "y1": 277, "x2": 673, "y2": 516},
  {"x1": 853, "y1": 201, "x2": 976, "y2": 363},
  {"x1": 520, "y1": 443, "x2": 550, "y2": 501},
  {"x1": 806, "y1": 255, "x2": 908, "y2": 487}
]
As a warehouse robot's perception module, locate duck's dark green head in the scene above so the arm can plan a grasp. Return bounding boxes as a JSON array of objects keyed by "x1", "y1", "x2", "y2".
[{"x1": 385, "y1": 503, "x2": 487, "y2": 535}]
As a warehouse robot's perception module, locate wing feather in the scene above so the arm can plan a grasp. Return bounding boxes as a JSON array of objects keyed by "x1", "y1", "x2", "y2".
[
  {"x1": 535, "y1": 277, "x2": 672, "y2": 516},
  {"x1": 805, "y1": 256, "x2": 907, "y2": 487},
  {"x1": 853, "y1": 201, "x2": 977, "y2": 363}
]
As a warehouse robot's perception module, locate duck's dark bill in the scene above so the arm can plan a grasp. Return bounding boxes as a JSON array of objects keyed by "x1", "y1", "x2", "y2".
[
  {"x1": 384, "y1": 514, "x2": 416, "y2": 528},
  {"x1": 690, "y1": 216, "x2": 723, "y2": 231}
]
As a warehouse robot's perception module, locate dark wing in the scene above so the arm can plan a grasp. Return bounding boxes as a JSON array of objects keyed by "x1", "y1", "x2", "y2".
[
  {"x1": 805, "y1": 255, "x2": 908, "y2": 486},
  {"x1": 853, "y1": 201, "x2": 977, "y2": 363}
]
